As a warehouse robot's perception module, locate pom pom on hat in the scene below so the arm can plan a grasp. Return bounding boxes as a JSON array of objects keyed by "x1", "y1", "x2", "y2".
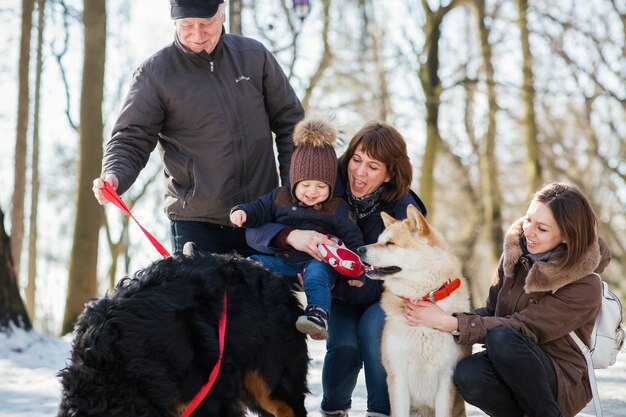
[{"x1": 292, "y1": 118, "x2": 337, "y2": 148}]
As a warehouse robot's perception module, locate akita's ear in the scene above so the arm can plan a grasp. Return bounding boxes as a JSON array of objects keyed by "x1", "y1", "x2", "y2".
[
  {"x1": 406, "y1": 204, "x2": 430, "y2": 235},
  {"x1": 381, "y1": 212, "x2": 397, "y2": 228}
]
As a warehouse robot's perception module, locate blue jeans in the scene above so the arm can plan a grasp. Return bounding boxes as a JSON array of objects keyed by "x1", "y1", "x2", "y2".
[
  {"x1": 249, "y1": 255, "x2": 337, "y2": 312},
  {"x1": 454, "y1": 327, "x2": 562, "y2": 417},
  {"x1": 170, "y1": 220, "x2": 255, "y2": 256},
  {"x1": 321, "y1": 300, "x2": 389, "y2": 415}
]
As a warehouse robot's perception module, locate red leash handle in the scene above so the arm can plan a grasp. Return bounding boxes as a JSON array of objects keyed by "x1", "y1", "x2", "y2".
[
  {"x1": 101, "y1": 181, "x2": 170, "y2": 258},
  {"x1": 180, "y1": 292, "x2": 228, "y2": 417}
]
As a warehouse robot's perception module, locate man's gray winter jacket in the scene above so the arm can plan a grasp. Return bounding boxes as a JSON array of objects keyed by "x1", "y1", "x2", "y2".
[{"x1": 102, "y1": 29, "x2": 304, "y2": 225}]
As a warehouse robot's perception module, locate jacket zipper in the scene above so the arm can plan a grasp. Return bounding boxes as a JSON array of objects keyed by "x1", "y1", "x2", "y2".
[
  {"x1": 210, "y1": 62, "x2": 245, "y2": 202},
  {"x1": 182, "y1": 159, "x2": 194, "y2": 208}
]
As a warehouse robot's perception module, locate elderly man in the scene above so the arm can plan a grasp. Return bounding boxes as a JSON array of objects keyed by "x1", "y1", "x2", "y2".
[{"x1": 93, "y1": 0, "x2": 303, "y2": 255}]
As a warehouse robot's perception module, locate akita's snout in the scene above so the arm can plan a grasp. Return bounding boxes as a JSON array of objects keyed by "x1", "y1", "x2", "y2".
[{"x1": 358, "y1": 243, "x2": 402, "y2": 279}]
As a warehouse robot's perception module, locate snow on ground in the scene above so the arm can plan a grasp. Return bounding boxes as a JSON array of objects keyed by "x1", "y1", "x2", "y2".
[{"x1": 1, "y1": 327, "x2": 625, "y2": 416}]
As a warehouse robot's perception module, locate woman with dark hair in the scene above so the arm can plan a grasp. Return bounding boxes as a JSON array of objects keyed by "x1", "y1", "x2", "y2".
[
  {"x1": 404, "y1": 182, "x2": 611, "y2": 417},
  {"x1": 248, "y1": 121, "x2": 426, "y2": 417}
]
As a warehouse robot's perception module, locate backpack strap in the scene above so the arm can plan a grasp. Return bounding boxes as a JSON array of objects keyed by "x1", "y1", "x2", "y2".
[
  {"x1": 570, "y1": 330, "x2": 603, "y2": 417},
  {"x1": 568, "y1": 272, "x2": 604, "y2": 416}
]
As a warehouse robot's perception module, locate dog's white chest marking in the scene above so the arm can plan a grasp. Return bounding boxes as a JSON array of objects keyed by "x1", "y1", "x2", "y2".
[{"x1": 382, "y1": 304, "x2": 465, "y2": 417}]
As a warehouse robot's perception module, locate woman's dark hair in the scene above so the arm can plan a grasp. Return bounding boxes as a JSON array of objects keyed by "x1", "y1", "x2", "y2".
[
  {"x1": 532, "y1": 182, "x2": 597, "y2": 268},
  {"x1": 337, "y1": 121, "x2": 413, "y2": 203}
]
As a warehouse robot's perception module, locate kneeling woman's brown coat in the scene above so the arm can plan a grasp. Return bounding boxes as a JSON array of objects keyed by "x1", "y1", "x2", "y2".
[{"x1": 456, "y1": 219, "x2": 611, "y2": 417}]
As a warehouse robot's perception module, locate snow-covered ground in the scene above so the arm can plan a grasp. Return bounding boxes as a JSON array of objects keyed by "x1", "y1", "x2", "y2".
[{"x1": 1, "y1": 327, "x2": 624, "y2": 416}]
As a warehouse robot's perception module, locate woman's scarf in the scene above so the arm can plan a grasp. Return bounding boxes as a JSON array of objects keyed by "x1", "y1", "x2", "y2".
[
  {"x1": 519, "y1": 234, "x2": 566, "y2": 265},
  {"x1": 347, "y1": 185, "x2": 385, "y2": 219}
]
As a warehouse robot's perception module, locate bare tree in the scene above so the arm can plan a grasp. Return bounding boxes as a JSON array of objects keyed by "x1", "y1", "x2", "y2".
[
  {"x1": 416, "y1": 0, "x2": 462, "y2": 215},
  {"x1": 517, "y1": 0, "x2": 542, "y2": 194},
  {"x1": 296, "y1": 0, "x2": 389, "y2": 124},
  {"x1": 11, "y1": 0, "x2": 36, "y2": 277},
  {"x1": 248, "y1": 0, "x2": 305, "y2": 79},
  {"x1": 532, "y1": 1, "x2": 626, "y2": 280},
  {"x1": 25, "y1": 0, "x2": 46, "y2": 321},
  {"x1": 301, "y1": 0, "x2": 332, "y2": 111},
  {"x1": 229, "y1": 0, "x2": 242, "y2": 34},
  {"x1": 62, "y1": 0, "x2": 106, "y2": 335},
  {"x1": 0, "y1": 207, "x2": 31, "y2": 331},
  {"x1": 51, "y1": 1, "x2": 80, "y2": 131},
  {"x1": 358, "y1": 0, "x2": 391, "y2": 121},
  {"x1": 474, "y1": 0, "x2": 503, "y2": 264}
]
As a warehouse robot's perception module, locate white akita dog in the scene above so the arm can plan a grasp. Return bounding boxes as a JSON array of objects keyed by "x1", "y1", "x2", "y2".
[{"x1": 359, "y1": 205, "x2": 470, "y2": 417}]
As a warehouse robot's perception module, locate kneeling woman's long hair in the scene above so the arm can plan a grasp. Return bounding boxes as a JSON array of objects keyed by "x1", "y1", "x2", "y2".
[{"x1": 532, "y1": 182, "x2": 597, "y2": 268}]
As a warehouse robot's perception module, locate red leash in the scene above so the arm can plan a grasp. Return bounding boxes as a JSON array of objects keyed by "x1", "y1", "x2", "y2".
[
  {"x1": 181, "y1": 292, "x2": 227, "y2": 417},
  {"x1": 100, "y1": 181, "x2": 227, "y2": 416},
  {"x1": 101, "y1": 181, "x2": 170, "y2": 257}
]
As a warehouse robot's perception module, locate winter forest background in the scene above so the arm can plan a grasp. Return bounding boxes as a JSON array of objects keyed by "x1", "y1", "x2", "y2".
[{"x1": 0, "y1": 0, "x2": 624, "y2": 341}]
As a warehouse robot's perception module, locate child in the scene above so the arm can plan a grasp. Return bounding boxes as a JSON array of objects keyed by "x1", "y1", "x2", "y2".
[{"x1": 230, "y1": 117, "x2": 363, "y2": 340}]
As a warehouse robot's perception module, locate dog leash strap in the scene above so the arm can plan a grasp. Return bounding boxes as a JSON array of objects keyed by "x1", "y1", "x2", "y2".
[
  {"x1": 101, "y1": 181, "x2": 170, "y2": 258},
  {"x1": 181, "y1": 292, "x2": 228, "y2": 417}
]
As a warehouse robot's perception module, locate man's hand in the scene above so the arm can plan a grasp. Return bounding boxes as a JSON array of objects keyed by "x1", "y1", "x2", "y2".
[{"x1": 92, "y1": 174, "x2": 119, "y2": 205}]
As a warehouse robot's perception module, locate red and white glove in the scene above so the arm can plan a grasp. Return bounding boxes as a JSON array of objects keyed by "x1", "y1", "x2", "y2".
[{"x1": 318, "y1": 235, "x2": 366, "y2": 278}]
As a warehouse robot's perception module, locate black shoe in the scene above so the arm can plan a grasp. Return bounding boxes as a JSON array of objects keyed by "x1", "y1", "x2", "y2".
[{"x1": 296, "y1": 305, "x2": 328, "y2": 340}]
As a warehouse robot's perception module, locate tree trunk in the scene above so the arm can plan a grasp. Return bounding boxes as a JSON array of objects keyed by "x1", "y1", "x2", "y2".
[
  {"x1": 475, "y1": 0, "x2": 503, "y2": 265},
  {"x1": 417, "y1": 0, "x2": 460, "y2": 215},
  {"x1": 62, "y1": 0, "x2": 106, "y2": 335},
  {"x1": 417, "y1": 7, "x2": 440, "y2": 212},
  {"x1": 517, "y1": 0, "x2": 542, "y2": 194},
  {"x1": 11, "y1": 0, "x2": 36, "y2": 278},
  {"x1": 26, "y1": 0, "x2": 46, "y2": 321},
  {"x1": 359, "y1": 0, "x2": 391, "y2": 121},
  {"x1": 0, "y1": 207, "x2": 31, "y2": 331},
  {"x1": 301, "y1": 0, "x2": 332, "y2": 112},
  {"x1": 229, "y1": 0, "x2": 242, "y2": 35}
]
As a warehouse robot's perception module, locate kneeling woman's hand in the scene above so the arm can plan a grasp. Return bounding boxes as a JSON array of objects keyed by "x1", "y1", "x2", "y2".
[{"x1": 403, "y1": 300, "x2": 459, "y2": 333}]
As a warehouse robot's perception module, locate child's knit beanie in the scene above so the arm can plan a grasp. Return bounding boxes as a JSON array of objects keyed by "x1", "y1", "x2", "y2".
[{"x1": 289, "y1": 117, "x2": 338, "y2": 202}]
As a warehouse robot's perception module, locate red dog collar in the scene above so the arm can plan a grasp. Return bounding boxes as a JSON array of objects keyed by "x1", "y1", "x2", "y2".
[{"x1": 398, "y1": 278, "x2": 461, "y2": 303}]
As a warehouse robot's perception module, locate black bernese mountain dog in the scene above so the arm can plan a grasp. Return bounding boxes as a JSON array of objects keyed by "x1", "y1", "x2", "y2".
[{"x1": 58, "y1": 247, "x2": 309, "y2": 417}]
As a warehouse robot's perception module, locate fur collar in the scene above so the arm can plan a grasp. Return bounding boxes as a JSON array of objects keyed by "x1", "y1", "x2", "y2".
[{"x1": 502, "y1": 218, "x2": 601, "y2": 293}]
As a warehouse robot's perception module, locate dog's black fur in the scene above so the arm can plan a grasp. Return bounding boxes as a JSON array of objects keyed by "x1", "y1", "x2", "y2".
[{"x1": 58, "y1": 251, "x2": 309, "y2": 417}]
